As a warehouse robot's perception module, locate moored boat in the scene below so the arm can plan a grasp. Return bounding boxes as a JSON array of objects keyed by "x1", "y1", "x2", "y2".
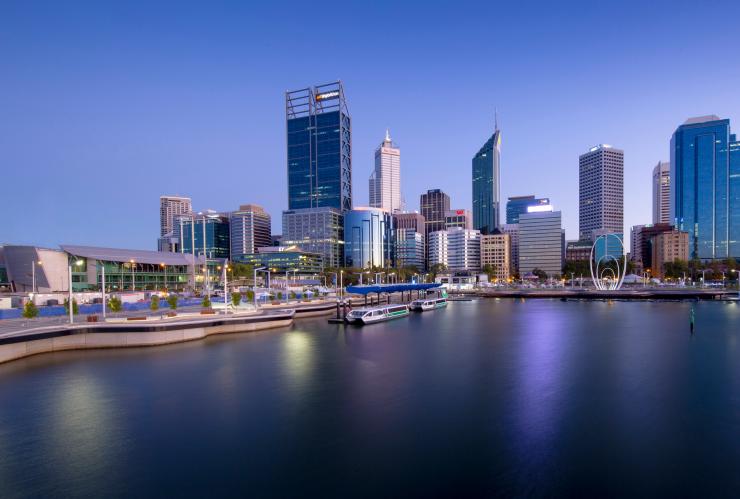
[
  {"x1": 345, "y1": 304, "x2": 409, "y2": 324},
  {"x1": 409, "y1": 297, "x2": 448, "y2": 312}
]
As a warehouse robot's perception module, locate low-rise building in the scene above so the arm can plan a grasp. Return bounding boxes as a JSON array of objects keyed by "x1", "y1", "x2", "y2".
[
  {"x1": 233, "y1": 246, "x2": 323, "y2": 275},
  {"x1": 282, "y1": 207, "x2": 344, "y2": 269},
  {"x1": 429, "y1": 228, "x2": 480, "y2": 272},
  {"x1": 502, "y1": 224, "x2": 520, "y2": 273}
]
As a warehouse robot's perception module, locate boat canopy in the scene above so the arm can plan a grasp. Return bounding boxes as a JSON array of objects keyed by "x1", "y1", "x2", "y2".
[{"x1": 345, "y1": 283, "x2": 442, "y2": 295}]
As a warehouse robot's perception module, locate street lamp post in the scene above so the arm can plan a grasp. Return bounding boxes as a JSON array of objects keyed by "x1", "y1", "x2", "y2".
[
  {"x1": 101, "y1": 265, "x2": 106, "y2": 320},
  {"x1": 31, "y1": 259, "x2": 42, "y2": 294},
  {"x1": 223, "y1": 259, "x2": 229, "y2": 314},
  {"x1": 129, "y1": 259, "x2": 136, "y2": 291},
  {"x1": 253, "y1": 267, "x2": 266, "y2": 308},
  {"x1": 160, "y1": 263, "x2": 167, "y2": 292},
  {"x1": 340, "y1": 270, "x2": 344, "y2": 301}
]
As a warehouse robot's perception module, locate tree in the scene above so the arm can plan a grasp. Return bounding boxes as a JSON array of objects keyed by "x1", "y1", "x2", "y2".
[
  {"x1": 482, "y1": 264, "x2": 498, "y2": 282},
  {"x1": 663, "y1": 259, "x2": 688, "y2": 279},
  {"x1": 277, "y1": 291, "x2": 283, "y2": 300},
  {"x1": 22, "y1": 301, "x2": 39, "y2": 319},
  {"x1": 150, "y1": 295, "x2": 160, "y2": 311},
  {"x1": 202, "y1": 295, "x2": 211, "y2": 308},
  {"x1": 531, "y1": 268, "x2": 548, "y2": 281},
  {"x1": 64, "y1": 298, "x2": 79, "y2": 315},
  {"x1": 167, "y1": 294, "x2": 179, "y2": 310},
  {"x1": 231, "y1": 262, "x2": 255, "y2": 279},
  {"x1": 429, "y1": 263, "x2": 447, "y2": 280},
  {"x1": 108, "y1": 296, "x2": 122, "y2": 313},
  {"x1": 245, "y1": 290, "x2": 255, "y2": 302},
  {"x1": 289, "y1": 290, "x2": 296, "y2": 300},
  {"x1": 231, "y1": 292, "x2": 242, "y2": 308}
]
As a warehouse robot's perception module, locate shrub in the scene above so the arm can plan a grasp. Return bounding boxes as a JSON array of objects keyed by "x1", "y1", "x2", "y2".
[
  {"x1": 289, "y1": 291, "x2": 296, "y2": 300},
  {"x1": 167, "y1": 294, "x2": 179, "y2": 310},
  {"x1": 64, "y1": 298, "x2": 79, "y2": 315},
  {"x1": 245, "y1": 290, "x2": 255, "y2": 302},
  {"x1": 231, "y1": 292, "x2": 242, "y2": 308},
  {"x1": 108, "y1": 296, "x2": 122, "y2": 313},
  {"x1": 150, "y1": 295, "x2": 160, "y2": 311},
  {"x1": 202, "y1": 295, "x2": 211, "y2": 308},
  {"x1": 277, "y1": 291, "x2": 283, "y2": 300},
  {"x1": 22, "y1": 301, "x2": 39, "y2": 319}
]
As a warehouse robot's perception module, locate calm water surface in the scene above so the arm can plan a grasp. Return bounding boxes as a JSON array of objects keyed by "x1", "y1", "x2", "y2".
[{"x1": 1, "y1": 300, "x2": 740, "y2": 497}]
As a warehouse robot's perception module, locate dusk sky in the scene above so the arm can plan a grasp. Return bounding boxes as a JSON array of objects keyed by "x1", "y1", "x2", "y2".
[{"x1": 2, "y1": 1, "x2": 739, "y2": 250}]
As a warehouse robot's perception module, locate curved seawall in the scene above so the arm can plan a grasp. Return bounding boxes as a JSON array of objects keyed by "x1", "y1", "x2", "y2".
[{"x1": 0, "y1": 311, "x2": 295, "y2": 364}]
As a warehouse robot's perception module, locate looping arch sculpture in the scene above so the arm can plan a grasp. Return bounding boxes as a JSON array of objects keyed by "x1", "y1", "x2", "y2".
[{"x1": 590, "y1": 234, "x2": 626, "y2": 291}]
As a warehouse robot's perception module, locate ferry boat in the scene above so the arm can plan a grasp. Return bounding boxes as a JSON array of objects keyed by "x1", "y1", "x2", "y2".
[
  {"x1": 409, "y1": 296, "x2": 448, "y2": 312},
  {"x1": 345, "y1": 304, "x2": 409, "y2": 324}
]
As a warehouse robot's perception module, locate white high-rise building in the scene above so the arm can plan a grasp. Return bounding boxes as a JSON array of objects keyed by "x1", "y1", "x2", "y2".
[
  {"x1": 159, "y1": 195, "x2": 192, "y2": 252},
  {"x1": 160, "y1": 196, "x2": 192, "y2": 237},
  {"x1": 579, "y1": 145, "x2": 624, "y2": 241},
  {"x1": 519, "y1": 208, "x2": 563, "y2": 277},
  {"x1": 369, "y1": 130, "x2": 402, "y2": 213},
  {"x1": 428, "y1": 227, "x2": 481, "y2": 271},
  {"x1": 652, "y1": 161, "x2": 671, "y2": 225}
]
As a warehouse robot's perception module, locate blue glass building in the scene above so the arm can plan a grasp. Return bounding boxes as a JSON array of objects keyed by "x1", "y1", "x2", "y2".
[
  {"x1": 178, "y1": 212, "x2": 231, "y2": 259},
  {"x1": 343, "y1": 208, "x2": 394, "y2": 268},
  {"x1": 671, "y1": 116, "x2": 740, "y2": 260},
  {"x1": 472, "y1": 128, "x2": 501, "y2": 234},
  {"x1": 506, "y1": 195, "x2": 550, "y2": 224},
  {"x1": 286, "y1": 82, "x2": 352, "y2": 212}
]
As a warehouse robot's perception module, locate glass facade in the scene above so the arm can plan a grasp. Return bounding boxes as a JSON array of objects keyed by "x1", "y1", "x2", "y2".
[
  {"x1": 671, "y1": 117, "x2": 738, "y2": 259},
  {"x1": 593, "y1": 232, "x2": 624, "y2": 263},
  {"x1": 395, "y1": 228, "x2": 425, "y2": 270},
  {"x1": 286, "y1": 82, "x2": 352, "y2": 212},
  {"x1": 343, "y1": 208, "x2": 394, "y2": 268},
  {"x1": 472, "y1": 130, "x2": 501, "y2": 234},
  {"x1": 233, "y1": 249, "x2": 323, "y2": 275},
  {"x1": 282, "y1": 207, "x2": 344, "y2": 268},
  {"x1": 179, "y1": 213, "x2": 230, "y2": 259},
  {"x1": 506, "y1": 195, "x2": 550, "y2": 224}
]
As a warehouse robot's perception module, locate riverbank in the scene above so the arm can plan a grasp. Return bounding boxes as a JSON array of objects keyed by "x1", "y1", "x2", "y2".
[{"x1": 461, "y1": 288, "x2": 734, "y2": 300}]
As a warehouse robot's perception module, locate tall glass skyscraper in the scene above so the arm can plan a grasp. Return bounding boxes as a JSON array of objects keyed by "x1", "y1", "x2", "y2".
[
  {"x1": 671, "y1": 116, "x2": 740, "y2": 259},
  {"x1": 343, "y1": 207, "x2": 394, "y2": 268},
  {"x1": 286, "y1": 81, "x2": 352, "y2": 212},
  {"x1": 472, "y1": 126, "x2": 501, "y2": 234}
]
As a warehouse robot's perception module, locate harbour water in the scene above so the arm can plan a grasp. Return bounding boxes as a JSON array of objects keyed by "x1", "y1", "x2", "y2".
[{"x1": 1, "y1": 299, "x2": 740, "y2": 497}]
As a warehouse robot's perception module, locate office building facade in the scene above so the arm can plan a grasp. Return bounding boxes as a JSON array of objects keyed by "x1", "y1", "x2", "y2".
[
  {"x1": 343, "y1": 207, "x2": 394, "y2": 268},
  {"x1": 480, "y1": 233, "x2": 511, "y2": 280},
  {"x1": 445, "y1": 209, "x2": 473, "y2": 230},
  {"x1": 158, "y1": 195, "x2": 192, "y2": 252},
  {"x1": 630, "y1": 223, "x2": 674, "y2": 270},
  {"x1": 229, "y1": 204, "x2": 272, "y2": 259},
  {"x1": 282, "y1": 207, "x2": 344, "y2": 269},
  {"x1": 502, "y1": 224, "x2": 520, "y2": 273},
  {"x1": 652, "y1": 161, "x2": 671, "y2": 225},
  {"x1": 420, "y1": 189, "x2": 451, "y2": 265},
  {"x1": 519, "y1": 210, "x2": 563, "y2": 277},
  {"x1": 472, "y1": 127, "x2": 501, "y2": 234},
  {"x1": 395, "y1": 228, "x2": 425, "y2": 271},
  {"x1": 178, "y1": 212, "x2": 231, "y2": 259},
  {"x1": 652, "y1": 230, "x2": 689, "y2": 278},
  {"x1": 671, "y1": 115, "x2": 740, "y2": 260},
  {"x1": 369, "y1": 130, "x2": 401, "y2": 213},
  {"x1": 286, "y1": 81, "x2": 352, "y2": 212},
  {"x1": 395, "y1": 212, "x2": 425, "y2": 232},
  {"x1": 579, "y1": 144, "x2": 624, "y2": 241},
  {"x1": 233, "y1": 246, "x2": 323, "y2": 275},
  {"x1": 428, "y1": 228, "x2": 480, "y2": 271},
  {"x1": 506, "y1": 195, "x2": 550, "y2": 224}
]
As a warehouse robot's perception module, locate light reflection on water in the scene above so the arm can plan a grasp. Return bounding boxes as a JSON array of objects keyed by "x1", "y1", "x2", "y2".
[{"x1": 1, "y1": 300, "x2": 740, "y2": 497}]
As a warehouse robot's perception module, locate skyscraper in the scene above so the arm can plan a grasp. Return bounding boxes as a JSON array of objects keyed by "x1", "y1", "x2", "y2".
[
  {"x1": 578, "y1": 144, "x2": 624, "y2": 241},
  {"x1": 159, "y1": 196, "x2": 192, "y2": 252},
  {"x1": 652, "y1": 161, "x2": 671, "y2": 225},
  {"x1": 343, "y1": 207, "x2": 394, "y2": 268},
  {"x1": 369, "y1": 130, "x2": 401, "y2": 213},
  {"x1": 506, "y1": 195, "x2": 550, "y2": 224},
  {"x1": 282, "y1": 207, "x2": 344, "y2": 269},
  {"x1": 671, "y1": 116, "x2": 740, "y2": 260},
  {"x1": 229, "y1": 204, "x2": 272, "y2": 258},
  {"x1": 286, "y1": 81, "x2": 352, "y2": 212},
  {"x1": 519, "y1": 208, "x2": 563, "y2": 277},
  {"x1": 472, "y1": 123, "x2": 501, "y2": 234},
  {"x1": 445, "y1": 209, "x2": 473, "y2": 230},
  {"x1": 420, "y1": 189, "x2": 450, "y2": 265}
]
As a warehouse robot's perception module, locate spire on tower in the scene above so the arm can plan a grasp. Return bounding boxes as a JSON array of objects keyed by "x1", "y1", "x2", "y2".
[
  {"x1": 385, "y1": 128, "x2": 391, "y2": 142},
  {"x1": 494, "y1": 108, "x2": 499, "y2": 132}
]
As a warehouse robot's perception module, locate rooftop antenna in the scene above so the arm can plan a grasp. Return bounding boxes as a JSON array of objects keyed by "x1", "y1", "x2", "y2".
[{"x1": 494, "y1": 107, "x2": 499, "y2": 132}]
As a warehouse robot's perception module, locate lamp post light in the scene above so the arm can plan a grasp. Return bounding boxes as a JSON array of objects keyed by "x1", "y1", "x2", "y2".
[
  {"x1": 253, "y1": 267, "x2": 266, "y2": 308},
  {"x1": 129, "y1": 259, "x2": 136, "y2": 291},
  {"x1": 340, "y1": 270, "x2": 344, "y2": 301},
  {"x1": 68, "y1": 259, "x2": 84, "y2": 324},
  {"x1": 31, "y1": 259, "x2": 42, "y2": 294},
  {"x1": 700, "y1": 269, "x2": 708, "y2": 288},
  {"x1": 101, "y1": 264, "x2": 106, "y2": 320}
]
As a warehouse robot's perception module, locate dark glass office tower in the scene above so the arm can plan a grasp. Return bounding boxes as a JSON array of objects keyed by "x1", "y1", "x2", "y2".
[
  {"x1": 472, "y1": 127, "x2": 501, "y2": 234},
  {"x1": 420, "y1": 189, "x2": 450, "y2": 266},
  {"x1": 671, "y1": 116, "x2": 740, "y2": 259},
  {"x1": 506, "y1": 195, "x2": 550, "y2": 224},
  {"x1": 286, "y1": 82, "x2": 352, "y2": 212}
]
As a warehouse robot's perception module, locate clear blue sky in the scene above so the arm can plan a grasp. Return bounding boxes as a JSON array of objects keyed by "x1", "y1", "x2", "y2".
[{"x1": 2, "y1": 0, "x2": 739, "y2": 250}]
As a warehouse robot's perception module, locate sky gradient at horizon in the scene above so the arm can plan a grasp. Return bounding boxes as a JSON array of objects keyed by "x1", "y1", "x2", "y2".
[{"x1": 2, "y1": 1, "x2": 739, "y2": 250}]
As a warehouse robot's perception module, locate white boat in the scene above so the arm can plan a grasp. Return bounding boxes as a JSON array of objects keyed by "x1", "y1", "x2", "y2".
[
  {"x1": 409, "y1": 296, "x2": 448, "y2": 311},
  {"x1": 345, "y1": 304, "x2": 409, "y2": 324}
]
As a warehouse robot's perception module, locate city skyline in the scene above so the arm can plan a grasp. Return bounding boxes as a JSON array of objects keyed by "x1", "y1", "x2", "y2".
[{"x1": 2, "y1": 2, "x2": 740, "y2": 250}]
